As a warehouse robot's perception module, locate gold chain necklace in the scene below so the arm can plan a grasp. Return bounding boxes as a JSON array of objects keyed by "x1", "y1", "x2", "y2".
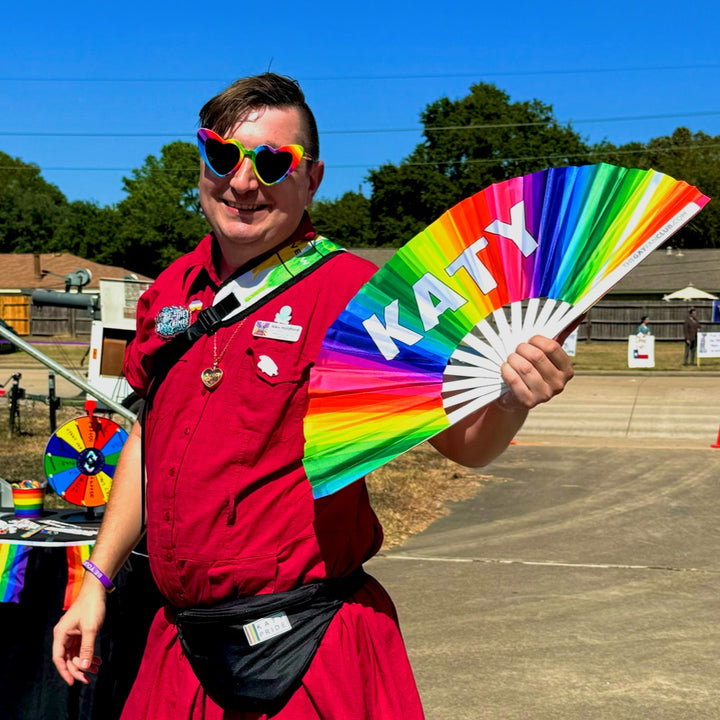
[{"x1": 200, "y1": 320, "x2": 245, "y2": 390}]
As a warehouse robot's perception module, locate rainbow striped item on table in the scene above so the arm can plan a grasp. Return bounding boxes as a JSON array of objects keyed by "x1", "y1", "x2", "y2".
[
  {"x1": 64, "y1": 544, "x2": 93, "y2": 610},
  {"x1": 11, "y1": 484, "x2": 45, "y2": 518},
  {"x1": 0, "y1": 544, "x2": 32, "y2": 603},
  {"x1": 303, "y1": 163, "x2": 709, "y2": 498}
]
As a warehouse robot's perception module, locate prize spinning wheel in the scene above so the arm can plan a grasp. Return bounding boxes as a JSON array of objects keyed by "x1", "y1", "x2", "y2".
[{"x1": 44, "y1": 401, "x2": 128, "y2": 509}]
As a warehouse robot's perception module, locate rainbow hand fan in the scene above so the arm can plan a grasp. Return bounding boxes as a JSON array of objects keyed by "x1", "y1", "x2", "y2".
[{"x1": 303, "y1": 163, "x2": 709, "y2": 498}]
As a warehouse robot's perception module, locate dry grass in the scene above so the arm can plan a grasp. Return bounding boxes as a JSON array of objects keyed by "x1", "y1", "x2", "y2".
[
  {"x1": 365, "y1": 444, "x2": 495, "y2": 549},
  {"x1": 0, "y1": 341, "x2": 89, "y2": 373},
  {"x1": 570, "y1": 340, "x2": 720, "y2": 372}
]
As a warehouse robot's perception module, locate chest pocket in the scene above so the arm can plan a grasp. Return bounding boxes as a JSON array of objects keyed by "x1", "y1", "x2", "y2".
[{"x1": 228, "y1": 341, "x2": 312, "y2": 464}]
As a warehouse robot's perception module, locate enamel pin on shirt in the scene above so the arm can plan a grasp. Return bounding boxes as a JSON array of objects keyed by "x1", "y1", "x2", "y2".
[
  {"x1": 155, "y1": 306, "x2": 190, "y2": 338},
  {"x1": 257, "y1": 355, "x2": 279, "y2": 377},
  {"x1": 252, "y1": 305, "x2": 303, "y2": 342}
]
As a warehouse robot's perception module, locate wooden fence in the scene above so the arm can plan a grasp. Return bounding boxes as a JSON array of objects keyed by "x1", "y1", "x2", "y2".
[
  {"x1": 580, "y1": 300, "x2": 716, "y2": 341},
  {"x1": 0, "y1": 297, "x2": 92, "y2": 337},
  {"x1": 30, "y1": 305, "x2": 93, "y2": 337},
  {"x1": 0, "y1": 295, "x2": 30, "y2": 335}
]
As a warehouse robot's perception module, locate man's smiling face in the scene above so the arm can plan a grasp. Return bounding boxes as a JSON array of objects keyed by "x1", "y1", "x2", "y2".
[{"x1": 198, "y1": 105, "x2": 323, "y2": 273}]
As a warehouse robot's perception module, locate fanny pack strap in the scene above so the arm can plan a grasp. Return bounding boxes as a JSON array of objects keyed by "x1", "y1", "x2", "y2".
[
  {"x1": 170, "y1": 567, "x2": 368, "y2": 622},
  {"x1": 171, "y1": 568, "x2": 368, "y2": 713}
]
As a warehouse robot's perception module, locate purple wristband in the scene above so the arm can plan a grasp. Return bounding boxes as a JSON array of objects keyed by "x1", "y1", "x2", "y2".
[{"x1": 82, "y1": 560, "x2": 116, "y2": 593}]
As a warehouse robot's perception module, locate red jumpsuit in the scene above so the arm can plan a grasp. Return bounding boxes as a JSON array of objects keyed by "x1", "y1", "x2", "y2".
[{"x1": 121, "y1": 218, "x2": 425, "y2": 719}]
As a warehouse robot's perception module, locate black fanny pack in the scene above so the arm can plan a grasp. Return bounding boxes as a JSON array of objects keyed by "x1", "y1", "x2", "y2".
[{"x1": 173, "y1": 569, "x2": 367, "y2": 714}]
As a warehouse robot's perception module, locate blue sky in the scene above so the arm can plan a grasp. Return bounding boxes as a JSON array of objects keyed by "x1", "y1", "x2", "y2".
[{"x1": 2, "y1": 0, "x2": 718, "y2": 208}]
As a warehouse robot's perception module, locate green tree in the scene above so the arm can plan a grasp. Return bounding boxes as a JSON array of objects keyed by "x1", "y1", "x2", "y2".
[
  {"x1": 0, "y1": 151, "x2": 68, "y2": 252},
  {"x1": 419, "y1": 82, "x2": 589, "y2": 195},
  {"x1": 367, "y1": 82, "x2": 591, "y2": 246},
  {"x1": 50, "y1": 201, "x2": 122, "y2": 265},
  {"x1": 115, "y1": 141, "x2": 208, "y2": 276},
  {"x1": 589, "y1": 128, "x2": 720, "y2": 248},
  {"x1": 366, "y1": 158, "x2": 457, "y2": 247},
  {"x1": 311, "y1": 191, "x2": 373, "y2": 246}
]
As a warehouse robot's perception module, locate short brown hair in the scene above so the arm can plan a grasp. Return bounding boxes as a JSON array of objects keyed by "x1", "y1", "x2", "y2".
[{"x1": 199, "y1": 73, "x2": 320, "y2": 159}]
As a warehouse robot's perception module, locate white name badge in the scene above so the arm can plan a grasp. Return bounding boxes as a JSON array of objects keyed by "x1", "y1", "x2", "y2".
[
  {"x1": 243, "y1": 611, "x2": 292, "y2": 646},
  {"x1": 252, "y1": 320, "x2": 303, "y2": 342}
]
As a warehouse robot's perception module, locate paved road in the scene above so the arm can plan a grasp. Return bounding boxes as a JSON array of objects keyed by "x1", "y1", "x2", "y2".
[
  {"x1": 367, "y1": 373, "x2": 720, "y2": 719},
  {"x1": 519, "y1": 373, "x2": 720, "y2": 443},
  {"x1": 0, "y1": 367, "x2": 86, "y2": 400},
  {"x1": 0, "y1": 352, "x2": 89, "y2": 400}
]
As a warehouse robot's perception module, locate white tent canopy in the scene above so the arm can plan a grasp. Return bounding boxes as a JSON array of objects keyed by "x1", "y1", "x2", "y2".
[{"x1": 662, "y1": 283, "x2": 719, "y2": 302}]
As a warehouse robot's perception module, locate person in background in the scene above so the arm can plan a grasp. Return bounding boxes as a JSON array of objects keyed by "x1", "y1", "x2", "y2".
[
  {"x1": 636, "y1": 315, "x2": 651, "y2": 335},
  {"x1": 52, "y1": 73, "x2": 574, "y2": 720},
  {"x1": 683, "y1": 307, "x2": 700, "y2": 365}
]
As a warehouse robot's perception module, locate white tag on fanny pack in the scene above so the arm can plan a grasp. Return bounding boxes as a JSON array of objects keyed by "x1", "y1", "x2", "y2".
[{"x1": 243, "y1": 611, "x2": 293, "y2": 646}]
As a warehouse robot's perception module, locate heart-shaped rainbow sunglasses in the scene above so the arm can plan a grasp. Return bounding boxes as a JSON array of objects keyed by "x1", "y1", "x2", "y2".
[{"x1": 197, "y1": 128, "x2": 313, "y2": 185}]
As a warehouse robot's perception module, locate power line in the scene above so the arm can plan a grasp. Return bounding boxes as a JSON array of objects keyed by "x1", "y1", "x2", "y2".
[
  {"x1": 0, "y1": 166, "x2": 137, "y2": 171},
  {"x1": 2, "y1": 141, "x2": 718, "y2": 174},
  {"x1": 314, "y1": 63, "x2": 720, "y2": 81},
  {"x1": 325, "y1": 111, "x2": 720, "y2": 135},
  {"x1": 1, "y1": 110, "x2": 719, "y2": 139},
  {"x1": 0, "y1": 131, "x2": 194, "y2": 138},
  {"x1": 333, "y1": 142, "x2": 720, "y2": 170},
  {"x1": 0, "y1": 64, "x2": 718, "y2": 83}
]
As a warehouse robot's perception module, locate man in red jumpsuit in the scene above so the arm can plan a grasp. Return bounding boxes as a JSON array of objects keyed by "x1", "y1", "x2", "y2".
[{"x1": 52, "y1": 73, "x2": 574, "y2": 719}]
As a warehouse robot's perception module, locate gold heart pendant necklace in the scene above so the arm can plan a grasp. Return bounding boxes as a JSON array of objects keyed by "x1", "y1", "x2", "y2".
[{"x1": 201, "y1": 319, "x2": 245, "y2": 390}]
